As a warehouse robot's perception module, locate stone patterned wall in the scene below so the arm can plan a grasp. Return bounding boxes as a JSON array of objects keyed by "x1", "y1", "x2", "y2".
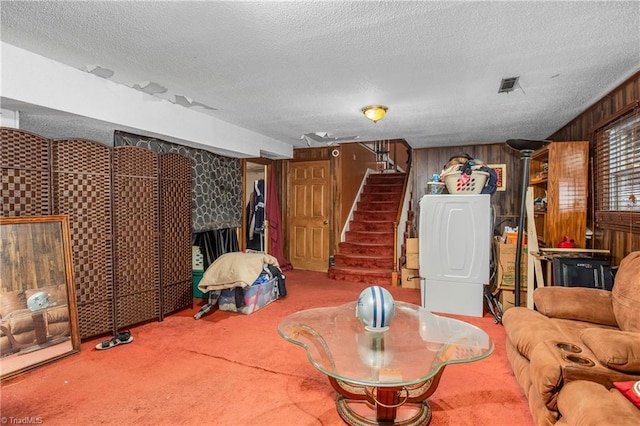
[{"x1": 114, "y1": 131, "x2": 242, "y2": 232}]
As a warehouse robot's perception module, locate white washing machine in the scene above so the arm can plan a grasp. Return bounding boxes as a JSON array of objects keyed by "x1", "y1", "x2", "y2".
[{"x1": 418, "y1": 194, "x2": 491, "y2": 317}]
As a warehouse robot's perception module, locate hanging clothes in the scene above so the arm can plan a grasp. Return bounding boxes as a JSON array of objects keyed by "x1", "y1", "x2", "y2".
[
  {"x1": 245, "y1": 191, "x2": 258, "y2": 249},
  {"x1": 248, "y1": 179, "x2": 265, "y2": 242},
  {"x1": 192, "y1": 228, "x2": 240, "y2": 270},
  {"x1": 265, "y1": 166, "x2": 293, "y2": 271}
]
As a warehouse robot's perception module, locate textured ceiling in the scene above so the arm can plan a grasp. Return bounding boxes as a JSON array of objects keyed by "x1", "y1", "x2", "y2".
[{"x1": 1, "y1": 1, "x2": 639, "y2": 152}]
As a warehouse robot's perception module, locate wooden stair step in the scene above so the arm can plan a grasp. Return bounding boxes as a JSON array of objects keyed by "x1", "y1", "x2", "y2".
[
  {"x1": 353, "y1": 211, "x2": 396, "y2": 221},
  {"x1": 333, "y1": 253, "x2": 394, "y2": 269},
  {"x1": 328, "y1": 266, "x2": 394, "y2": 286},
  {"x1": 357, "y1": 201, "x2": 401, "y2": 211},
  {"x1": 359, "y1": 192, "x2": 403, "y2": 202},
  {"x1": 344, "y1": 230, "x2": 394, "y2": 243},
  {"x1": 349, "y1": 220, "x2": 395, "y2": 232},
  {"x1": 339, "y1": 241, "x2": 394, "y2": 256},
  {"x1": 362, "y1": 184, "x2": 404, "y2": 193}
]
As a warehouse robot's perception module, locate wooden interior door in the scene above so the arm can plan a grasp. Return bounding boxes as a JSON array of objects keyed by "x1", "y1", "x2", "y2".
[{"x1": 287, "y1": 160, "x2": 330, "y2": 271}]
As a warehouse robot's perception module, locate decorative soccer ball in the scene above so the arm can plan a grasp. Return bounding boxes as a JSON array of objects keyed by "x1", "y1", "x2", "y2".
[{"x1": 355, "y1": 286, "x2": 395, "y2": 332}]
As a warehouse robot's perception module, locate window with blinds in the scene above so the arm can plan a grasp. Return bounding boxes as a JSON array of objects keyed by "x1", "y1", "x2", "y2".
[{"x1": 594, "y1": 106, "x2": 639, "y2": 230}]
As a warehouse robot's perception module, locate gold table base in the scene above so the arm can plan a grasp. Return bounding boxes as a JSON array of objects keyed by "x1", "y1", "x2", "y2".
[{"x1": 328, "y1": 368, "x2": 445, "y2": 426}]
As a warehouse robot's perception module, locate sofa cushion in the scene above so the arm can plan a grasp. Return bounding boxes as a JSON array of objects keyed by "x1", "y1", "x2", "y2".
[
  {"x1": 503, "y1": 307, "x2": 568, "y2": 359},
  {"x1": 549, "y1": 318, "x2": 616, "y2": 342},
  {"x1": 46, "y1": 306, "x2": 70, "y2": 324},
  {"x1": 534, "y1": 286, "x2": 618, "y2": 327},
  {"x1": 557, "y1": 380, "x2": 640, "y2": 426},
  {"x1": 527, "y1": 382, "x2": 558, "y2": 426},
  {"x1": 0, "y1": 290, "x2": 27, "y2": 317},
  {"x1": 581, "y1": 328, "x2": 640, "y2": 373},
  {"x1": 612, "y1": 251, "x2": 640, "y2": 333},
  {"x1": 505, "y1": 339, "x2": 533, "y2": 398},
  {"x1": 6, "y1": 310, "x2": 35, "y2": 334},
  {"x1": 48, "y1": 321, "x2": 70, "y2": 337}
]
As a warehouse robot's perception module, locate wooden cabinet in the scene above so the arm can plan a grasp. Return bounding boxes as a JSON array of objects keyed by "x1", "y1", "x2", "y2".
[{"x1": 529, "y1": 141, "x2": 589, "y2": 249}]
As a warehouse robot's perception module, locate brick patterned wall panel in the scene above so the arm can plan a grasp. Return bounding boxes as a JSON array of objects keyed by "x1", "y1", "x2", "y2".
[
  {"x1": 114, "y1": 131, "x2": 242, "y2": 232},
  {"x1": 159, "y1": 153, "x2": 192, "y2": 316},
  {"x1": 52, "y1": 139, "x2": 114, "y2": 339},
  {"x1": 1, "y1": 127, "x2": 51, "y2": 216},
  {"x1": 112, "y1": 146, "x2": 160, "y2": 329}
]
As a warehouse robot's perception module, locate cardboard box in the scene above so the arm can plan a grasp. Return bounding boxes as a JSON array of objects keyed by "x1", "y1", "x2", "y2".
[
  {"x1": 219, "y1": 277, "x2": 278, "y2": 315},
  {"x1": 505, "y1": 232, "x2": 527, "y2": 245},
  {"x1": 499, "y1": 289, "x2": 527, "y2": 311},
  {"x1": 495, "y1": 241, "x2": 528, "y2": 290},
  {"x1": 406, "y1": 238, "x2": 419, "y2": 254},
  {"x1": 406, "y1": 253, "x2": 419, "y2": 269},
  {"x1": 401, "y1": 267, "x2": 420, "y2": 289}
]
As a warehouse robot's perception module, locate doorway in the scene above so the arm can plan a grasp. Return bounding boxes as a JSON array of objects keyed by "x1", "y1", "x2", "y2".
[
  {"x1": 286, "y1": 160, "x2": 331, "y2": 272},
  {"x1": 244, "y1": 161, "x2": 267, "y2": 252}
]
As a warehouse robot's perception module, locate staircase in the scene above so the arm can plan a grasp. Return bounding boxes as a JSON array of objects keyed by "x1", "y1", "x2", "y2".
[{"x1": 328, "y1": 172, "x2": 405, "y2": 285}]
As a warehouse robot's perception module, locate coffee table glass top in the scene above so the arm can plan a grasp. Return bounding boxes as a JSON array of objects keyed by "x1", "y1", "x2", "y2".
[{"x1": 278, "y1": 301, "x2": 493, "y2": 387}]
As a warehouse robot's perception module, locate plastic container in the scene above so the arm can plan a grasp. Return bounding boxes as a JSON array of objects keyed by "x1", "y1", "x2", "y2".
[
  {"x1": 192, "y1": 270, "x2": 206, "y2": 298},
  {"x1": 426, "y1": 181, "x2": 445, "y2": 194},
  {"x1": 218, "y1": 277, "x2": 278, "y2": 315},
  {"x1": 443, "y1": 170, "x2": 489, "y2": 194}
]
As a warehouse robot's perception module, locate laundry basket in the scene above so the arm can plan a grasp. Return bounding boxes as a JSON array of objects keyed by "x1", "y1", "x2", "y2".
[{"x1": 443, "y1": 170, "x2": 489, "y2": 194}]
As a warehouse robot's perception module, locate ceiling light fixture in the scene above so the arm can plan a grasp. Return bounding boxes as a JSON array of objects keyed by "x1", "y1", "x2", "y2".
[{"x1": 362, "y1": 105, "x2": 388, "y2": 123}]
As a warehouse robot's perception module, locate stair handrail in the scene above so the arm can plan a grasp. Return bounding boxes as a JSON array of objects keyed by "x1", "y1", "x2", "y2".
[
  {"x1": 393, "y1": 148, "x2": 413, "y2": 285},
  {"x1": 340, "y1": 167, "x2": 376, "y2": 242}
]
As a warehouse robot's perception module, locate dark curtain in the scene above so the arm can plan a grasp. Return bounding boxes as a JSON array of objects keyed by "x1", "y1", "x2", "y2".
[
  {"x1": 192, "y1": 228, "x2": 240, "y2": 270},
  {"x1": 266, "y1": 165, "x2": 293, "y2": 271}
]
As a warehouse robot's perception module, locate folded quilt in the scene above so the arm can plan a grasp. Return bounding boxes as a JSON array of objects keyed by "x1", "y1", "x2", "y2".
[{"x1": 197, "y1": 252, "x2": 280, "y2": 293}]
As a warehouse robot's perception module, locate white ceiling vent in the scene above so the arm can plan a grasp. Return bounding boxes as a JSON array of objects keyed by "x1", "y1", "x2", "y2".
[{"x1": 498, "y1": 77, "x2": 520, "y2": 93}]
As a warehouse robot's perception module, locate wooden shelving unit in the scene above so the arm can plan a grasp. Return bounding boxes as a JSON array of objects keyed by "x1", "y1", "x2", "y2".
[{"x1": 529, "y1": 141, "x2": 589, "y2": 249}]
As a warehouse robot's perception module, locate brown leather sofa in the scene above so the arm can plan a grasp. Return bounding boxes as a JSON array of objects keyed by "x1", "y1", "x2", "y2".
[
  {"x1": 0, "y1": 285, "x2": 70, "y2": 356},
  {"x1": 555, "y1": 380, "x2": 640, "y2": 425},
  {"x1": 502, "y1": 251, "x2": 640, "y2": 425}
]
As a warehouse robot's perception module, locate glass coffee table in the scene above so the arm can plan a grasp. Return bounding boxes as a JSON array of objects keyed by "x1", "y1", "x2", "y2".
[{"x1": 278, "y1": 301, "x2": 493, "y2": 426}]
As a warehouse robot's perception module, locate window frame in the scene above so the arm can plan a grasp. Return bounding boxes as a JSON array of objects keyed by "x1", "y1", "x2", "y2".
[{"x1": 593, "y1": 102, "x2": 640, "y2": 232}]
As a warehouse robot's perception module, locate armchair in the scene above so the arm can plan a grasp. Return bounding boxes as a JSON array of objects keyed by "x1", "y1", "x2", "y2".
[{"x1": 502, "y1": 251, "x2": 640, "y2": 425}]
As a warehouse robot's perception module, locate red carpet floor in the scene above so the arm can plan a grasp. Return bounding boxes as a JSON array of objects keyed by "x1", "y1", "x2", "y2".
[{"x1": 1, "y1": 270, "x2": 533, "y2": 425}]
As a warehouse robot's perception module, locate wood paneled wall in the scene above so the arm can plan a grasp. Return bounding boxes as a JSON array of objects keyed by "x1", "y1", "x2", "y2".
[
  {"x1": 548, "y1": 71, "x2": 639, "y2": 264},
  {"x1": 339, "y1": 143, "x2": 377, "y2": 227},
  {"x1": 413, "y1": 143, "x2": 524, "y2": 233},
  {"x1": 413, "y1": 72, "x2": 639, "y2": 265},
  {"x1": 289, "y1": 142, "x2": 400, "y2": 257}
]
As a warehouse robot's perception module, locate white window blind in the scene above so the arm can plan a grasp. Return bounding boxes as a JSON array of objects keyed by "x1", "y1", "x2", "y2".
[{"x1": 594, "y1": 106, "x2": 640, "y2": 230}]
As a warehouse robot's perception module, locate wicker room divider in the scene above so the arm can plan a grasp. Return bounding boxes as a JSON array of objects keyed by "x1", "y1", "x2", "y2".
[
  {"x1": 111, "y1": 147, "x2": 161, "y2": 330},
  {"x1": 1, "y1": 128, "x2": 51, "y2": 216},
  {"x1": 52, "y1": 139, "x2": 114, "y2": 338},
  {"x1": 159, "y1": 154, "x2": 192, "y2": 317},
  {"x1": 1, "y1": 128, "x2": 192, "y2": 339}
]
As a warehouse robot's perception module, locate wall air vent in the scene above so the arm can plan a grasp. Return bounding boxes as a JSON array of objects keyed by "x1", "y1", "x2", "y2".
[{"x1": 498, "y1": 76, "x2": 520, "y2": 93}]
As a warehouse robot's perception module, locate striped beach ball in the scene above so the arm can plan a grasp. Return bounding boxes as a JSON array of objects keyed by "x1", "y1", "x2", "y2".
[{"x1": 355, "y1": 286, "x2": 395, "y2": 332}]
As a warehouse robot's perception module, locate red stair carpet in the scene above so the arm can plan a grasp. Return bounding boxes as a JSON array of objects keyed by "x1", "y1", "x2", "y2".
[
  {"x1": 0, "y1": 270, "x2": 532, "y2": 426},
  {"x1": 329, "y1": 172, "x2": 405, "y2": 285}
]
